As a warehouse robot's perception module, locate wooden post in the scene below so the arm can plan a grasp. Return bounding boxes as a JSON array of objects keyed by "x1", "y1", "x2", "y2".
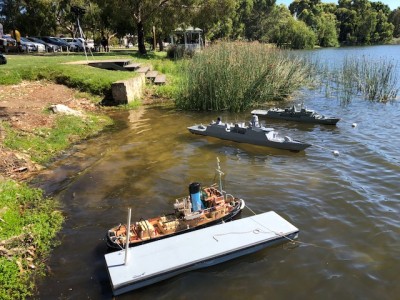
[{"x1": 124, "y1": 208, "x2": 131, "y2": 265}]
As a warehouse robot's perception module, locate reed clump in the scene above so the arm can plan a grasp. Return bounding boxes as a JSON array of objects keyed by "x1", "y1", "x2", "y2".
[
  {"x1": 175, "y1": 42, "x2": 313, "y2": 112},
  {"x1": 324, "y1": 55, "x2": 399, "y2": 104}
]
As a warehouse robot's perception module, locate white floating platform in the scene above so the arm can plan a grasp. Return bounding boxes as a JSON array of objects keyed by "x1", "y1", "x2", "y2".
[
  {"x1": 105, "y1": 211, "x2": 299, "y2": 296},
  {"x1": 251, "y1": 109, "x2": 269, "y2": 115}
]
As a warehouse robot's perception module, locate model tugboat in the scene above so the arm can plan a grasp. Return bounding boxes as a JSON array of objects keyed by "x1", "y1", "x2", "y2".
[{"x1": 106, "y1": 161, "x2": 245, "y2": 251}]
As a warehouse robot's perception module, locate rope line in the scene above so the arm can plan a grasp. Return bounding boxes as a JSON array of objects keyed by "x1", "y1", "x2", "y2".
[{"x1": 244, "y1": 205, "x2": 332, "y2": 250}]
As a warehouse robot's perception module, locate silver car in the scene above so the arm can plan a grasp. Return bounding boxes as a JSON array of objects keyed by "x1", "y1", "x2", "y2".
[
  {"x1": 27, "y1": 37, "x2": 61, "y2": 52},
  {"x1": 20, "y1": 37, "x2": 38, "y2": 52},
  {"x1": 21, "y1": 37, "x2": 46, "y2": 52}
]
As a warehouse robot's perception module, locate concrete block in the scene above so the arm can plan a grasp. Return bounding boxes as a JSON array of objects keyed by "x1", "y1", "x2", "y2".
[{"x1": 111, "y1": 74, "x2": 145, "y2": 104}]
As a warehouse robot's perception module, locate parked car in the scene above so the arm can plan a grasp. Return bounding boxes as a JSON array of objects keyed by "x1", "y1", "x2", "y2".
[
  {"x1": 0, "y1": 53, "x2": 6, "y2": 64},
  {"x1": 40, "y1": 36, "x2": 70, "y2": 51},
  {"x1": 86, "y1": 38, "x2": 95, "y2": 50},
  {"x1": 27, "y1": 37, "x2": 60, "y2": 52},
  {"x1": 19, "y1": 37, "x2": 36, "y2": 52},
  {"x1": 21, "y1": 37, "x2": 46, "y2": 52},
  {"x1": 0, "y1": 35, "x2": 20, "y2": 53},
  {"x1": 60, "y1": 37, "x2": 83, "y2": 51},
  {"x1": 73, "y1": 37, "x2": 95, "y2": 51},
  {"x1": 53, "y1": 37, "x2": 73, "y2": 51}
]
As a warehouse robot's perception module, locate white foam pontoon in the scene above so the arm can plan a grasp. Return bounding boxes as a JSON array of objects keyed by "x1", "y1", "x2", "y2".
[{"x1": 105, "y1": 211, "x2": 299, "y2": 296}]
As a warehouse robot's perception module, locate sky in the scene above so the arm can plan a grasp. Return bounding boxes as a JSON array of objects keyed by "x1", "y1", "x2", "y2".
[{"x1": 276, "y1": 0, "x2": 399, "y2": 10}]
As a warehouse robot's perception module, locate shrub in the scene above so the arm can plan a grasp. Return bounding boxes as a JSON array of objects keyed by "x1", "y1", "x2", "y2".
[{"x1": 175, "y1": 41, "x2": 313, "y2": 112}]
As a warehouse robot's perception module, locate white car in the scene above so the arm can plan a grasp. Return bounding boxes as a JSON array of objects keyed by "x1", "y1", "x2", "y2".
[
  {"x1": 61, "y1": 37, "x2": 83, "y2": 51},
  {"x1": 61, "y1": 37, "x2": 95, "y2": 51},
  {"x1": 75, "y1": 37, "x2": 95, "y2": 51}
]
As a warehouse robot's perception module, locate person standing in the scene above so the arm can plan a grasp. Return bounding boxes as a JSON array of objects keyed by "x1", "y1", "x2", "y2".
[
  {"x1": 12, "y1": 29, "x2": 21, "y2": 52},
  {"x1": 101, "y1": 35, "x2": 109, "y2": 52}
]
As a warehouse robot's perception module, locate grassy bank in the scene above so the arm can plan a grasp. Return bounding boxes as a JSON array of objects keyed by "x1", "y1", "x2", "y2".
[
  {"x1": 0, "y1": 49, "x2": 184, "y2": 298},
  {"x1": 0, "y1": 54, "x2": 133, "y2": 93},
  {"x1": 0, "y1": 112, "x2": 112, "y2": 298},
  {"x1": 0, "y1": 52, "x2": 146, "y2": 298},
  {"x1": 0, "y1": 51, "x2": 179, "y2": 99},
  {"x1": 2, "y1": 114, "x2": 113, "y2": 165},
  {"x1": 0, "y1": 180, "x2": 63, "y2": 299}
]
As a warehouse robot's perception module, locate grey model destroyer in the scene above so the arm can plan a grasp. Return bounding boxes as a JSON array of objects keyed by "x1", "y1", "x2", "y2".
[
  {"x1": 252, "y1": 105, "x2": 340, "y2": 125},
  {"x1": 188, "y1": 116, "x2": 311, "y2": 152}
]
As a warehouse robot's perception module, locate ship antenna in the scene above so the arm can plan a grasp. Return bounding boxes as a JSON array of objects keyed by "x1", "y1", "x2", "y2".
[{"x1": 216, "y1": 157, "x2": 225, "y2": 197}]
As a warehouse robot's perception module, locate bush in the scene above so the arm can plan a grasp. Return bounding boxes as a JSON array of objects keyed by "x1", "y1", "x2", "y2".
[{"x1": 175, "y1": 41, "x2": 313, "y2": 112}]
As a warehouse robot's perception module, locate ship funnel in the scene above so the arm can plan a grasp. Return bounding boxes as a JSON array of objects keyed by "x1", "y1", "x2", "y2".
[{"x1": 189, "y1": 182, "x2": 203, "y2": 211}]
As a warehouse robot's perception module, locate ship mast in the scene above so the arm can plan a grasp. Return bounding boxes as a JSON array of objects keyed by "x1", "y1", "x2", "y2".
[{"x1": 216, "y1": 157, "x2": 225, "y2": 198}]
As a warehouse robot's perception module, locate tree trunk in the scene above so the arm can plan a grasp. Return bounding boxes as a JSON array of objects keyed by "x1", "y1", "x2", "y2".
[{"x1": 137, "y1": 21, "x2": 147, "y2": 55}]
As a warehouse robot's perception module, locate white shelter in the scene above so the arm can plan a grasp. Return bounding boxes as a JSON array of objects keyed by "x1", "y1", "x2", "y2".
[{"x1": 170, "y1": 26, "x2": 203, "y2": 51}]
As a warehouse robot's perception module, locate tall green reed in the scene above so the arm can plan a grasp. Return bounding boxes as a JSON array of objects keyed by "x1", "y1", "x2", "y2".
[
  {"x1": 175, "y1": 42, "x2": 313, "y2": 112},
  {"x1": 320, "y1": 55, "x2": 399, "y2": 104}
]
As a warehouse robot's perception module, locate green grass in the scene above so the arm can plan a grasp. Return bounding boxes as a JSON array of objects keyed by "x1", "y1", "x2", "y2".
[
  {"x1": 0, "y1": 54, "x2": 137, "y2": 96},
  {"x1": 0, "y1": 52, "x2": 179, "y2": 99},
  {"x1": 0, "y1": 180, "x2": 64, "y2": 299},
  {"x1": 175, "y1": 42, "x2": 313, "y2": 112},
  {"x1": 2, "y1": 113, "x2": 113, "y2": 164}
]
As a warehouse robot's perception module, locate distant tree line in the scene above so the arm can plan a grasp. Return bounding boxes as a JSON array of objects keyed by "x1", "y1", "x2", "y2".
[{"x1": 0, "y1": 0, "x2": 399, "y2": 53}]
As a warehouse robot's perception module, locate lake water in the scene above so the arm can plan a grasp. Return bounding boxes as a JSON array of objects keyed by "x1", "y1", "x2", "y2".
[{"x1": 34, "y1": 45, "x2": 400, "y2": 299}]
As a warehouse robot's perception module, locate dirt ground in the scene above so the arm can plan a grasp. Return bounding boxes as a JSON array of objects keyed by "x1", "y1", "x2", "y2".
[{"x1": 0, "y1": 81, "x2": 99, "y2": 180}]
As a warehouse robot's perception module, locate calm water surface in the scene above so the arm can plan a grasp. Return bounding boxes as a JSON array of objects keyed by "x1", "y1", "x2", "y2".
[{"x1": 34, "y1": 46, "x2": 400, "y2": 299}]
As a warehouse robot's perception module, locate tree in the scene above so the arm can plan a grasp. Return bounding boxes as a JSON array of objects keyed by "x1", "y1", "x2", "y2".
[
  {"x1": 289, "y1": 0, "x2": 339, "y2": 47},
  {"x1": 260, "y1": 4, "x2": 316, "y2": 49},
  {"x1": 389, "y1": 8, "x2": 400, "y2": 37},
  {"x1": 336, "y1": 0, "x2": 393, "y2": 45},
  {"x1": 373, "y1": 10, "x2": 394, "y2": 42},
  {"x1": 242, "y1": 0, "x2": 276, "y2": 41},
  {"x1": 230, "y1": 0, "x2": 254, "y2": 39},
  {"x1": 316, "y1": 12, "x2": 339, "y2": 47},
  {"x1": 371, "y1": 1, "x2": 391, "y2": 16},
  {"x1": 190, "y1": 0, "x2": 237, "y2": 41},
  {"x1": 112, "y1": 0, "x2": 208, "y2": 55},
  {"x1": 1, "y1": 0, "x2": 26, "y2": 33}
]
